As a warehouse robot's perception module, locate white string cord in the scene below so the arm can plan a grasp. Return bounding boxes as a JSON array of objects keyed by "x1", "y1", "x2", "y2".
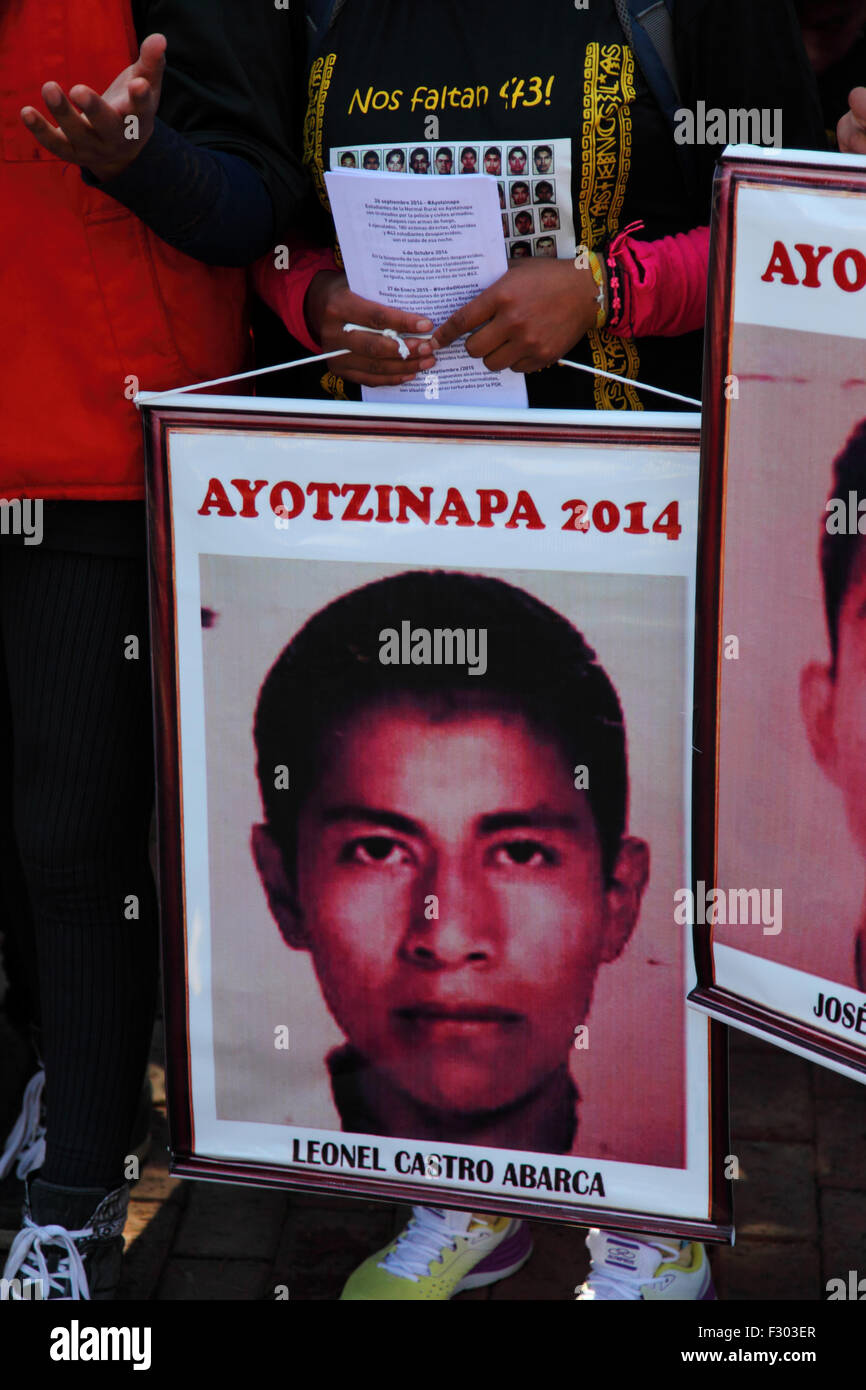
[
  {"x1": 135, "y1": 344, "x2": 701, "y2": 408},
  {"x1": 136, "y1": 349, "x2": 351, "y2": 403},
  {"x1": 342, "y1": 322, "x2": 437, "y2": 361},
  {"x1": 557, "y1": 357, "x2": 701, "y2": 407}
]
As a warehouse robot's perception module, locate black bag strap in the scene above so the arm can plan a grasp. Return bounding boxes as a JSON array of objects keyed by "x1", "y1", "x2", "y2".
[
  {"x1": 308, "y1": 0, "x2": 348, "y2": 56},
  {"x1": 613, "y1": 0, "x2": 700, "y2": 201},
  {"x1": 613, "y1": 0, "x2": 681, "y2": 105}
]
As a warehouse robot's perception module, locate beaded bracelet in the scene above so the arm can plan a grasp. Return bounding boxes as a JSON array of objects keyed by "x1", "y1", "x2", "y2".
[
  {"x1": 586, "y1": 249, "x2": 608, "y2": 330},
  {"x1": 603, "y1": 219, "x2": 645, "y2": 333}
]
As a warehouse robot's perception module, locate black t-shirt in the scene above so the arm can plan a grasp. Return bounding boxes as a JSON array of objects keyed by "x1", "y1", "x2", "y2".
[
  {"x1": 131, "y1": 0, "x2": 308, "y2": 232},
  {"x1": 296, "y1": 0, "x2": 823, "y2": 410}
]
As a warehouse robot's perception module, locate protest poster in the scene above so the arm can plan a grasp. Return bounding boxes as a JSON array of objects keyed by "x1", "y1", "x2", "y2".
[
  {"x1": 691, "y1": 147, "x2": 866, "y2": 1081},
  {"x1": 143, "y1": 395, "x2": 729, "y2": 1237}
]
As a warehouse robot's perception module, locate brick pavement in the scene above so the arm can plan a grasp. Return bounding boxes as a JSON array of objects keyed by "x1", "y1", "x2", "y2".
[{"x1": 2, "y1": 1015, "x2": 865, "y2": 1300}]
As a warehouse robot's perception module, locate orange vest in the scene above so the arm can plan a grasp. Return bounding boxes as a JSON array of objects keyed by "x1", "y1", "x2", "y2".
[{"x1": 0, "y1": 0, "x2": 251, "y2": 500}]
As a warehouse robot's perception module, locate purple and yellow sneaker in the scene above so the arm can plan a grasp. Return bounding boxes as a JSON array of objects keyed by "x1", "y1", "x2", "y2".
[
  {"x1": 575, "y1": 1229, "x2": 716, "y2": 1300},
  {"x1": 340, "y1": 1206, "x2": 532, "y2": 1300}
]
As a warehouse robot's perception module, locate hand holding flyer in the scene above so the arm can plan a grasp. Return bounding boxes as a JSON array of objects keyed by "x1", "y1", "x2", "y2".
[{"x1": 325, "y1": 168, "x2": 529, "y2": 408}]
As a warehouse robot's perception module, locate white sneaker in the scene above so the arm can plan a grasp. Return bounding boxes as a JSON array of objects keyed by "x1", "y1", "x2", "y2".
[
  {"x1": 575, "y1": 1229, "x2": 716, "y2": 1300},
  {"x1": 1, "y1": 1179, "x2": 128, "y2": 1301},
  {"x1": 0, "y1": 1068, "x2": 46, "y2": 1183}
]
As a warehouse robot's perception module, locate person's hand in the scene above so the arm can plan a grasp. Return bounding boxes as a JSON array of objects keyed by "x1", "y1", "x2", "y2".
[
  {"x1": 433, "y1": 259, "x2": 601, "y2": 374},
  {"x1": 304, "y1": 271, "x2": 438, "y2": 386},
  {"x1": 838, "y1": 86, "x2": 866, "y2": 155},
  {"x1": 19, "y1": 33, "x2": 166, "y2": 181}
]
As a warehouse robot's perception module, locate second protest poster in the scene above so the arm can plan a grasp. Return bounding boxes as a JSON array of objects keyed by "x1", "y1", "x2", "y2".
[{"x1": 692, "y1": 146, "x2": 866, "y2": 1081}]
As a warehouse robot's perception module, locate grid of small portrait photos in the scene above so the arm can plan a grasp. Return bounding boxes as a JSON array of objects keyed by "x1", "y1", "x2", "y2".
[{"x1": 330, "y1": 137, "x2": 575, "y2": 262}]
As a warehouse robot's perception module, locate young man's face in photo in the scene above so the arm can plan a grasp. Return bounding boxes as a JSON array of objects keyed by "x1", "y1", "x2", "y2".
[
  {"x1": 435, "y1": 150, "x2": 453, "y2": 174},
  {"x1": 258, "y1": 697, "x2": 647, "y2": 1118},
  {"x1": 340, "y1": 153, "x2": 356, "y2": 167},
  {"x1": 802, "y1": 540, "x2": 866, "y2": 859},
  {"x1": 534, "y1": 148, "x2": 552, "y2": 173},
  {"x1": 541, "y1": 207, "x2": 559, "y2": 229},
  {"x1": 511, "y1": 183, "x2": 530, "y2": 207},
  {"x1": 461, "y1": 150, "x2": 477, "y2": 172},
  {"x1": 410, "y1": 150, "x2": 429, "y2": 173},
  {"x1": 509, "y1": 149, "x2": 527, "y2": 173},
  {"x1": 484, "y1": 149, "x2": 502, "y2": 175},
  {"x1": 386, "y1": 152, "x2": 405, "y2": 171},
  {"x1": 363, "y1": 152, "x2": 380, "y2": 169}
]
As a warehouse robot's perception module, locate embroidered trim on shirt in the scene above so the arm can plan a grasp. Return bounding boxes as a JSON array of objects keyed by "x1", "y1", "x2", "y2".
[
  {"x1": 320, "y1": 369, "x2": 349, "y2": 400},
  {"x1": 305, "y1": 52, "x2": 337, "y2": 216},
  {"x1": 579, "y1": 43, "x2": 642, "y2": 411},
  {"x1": 305, "y1": 54, "x2": 348, "y2": 398}
]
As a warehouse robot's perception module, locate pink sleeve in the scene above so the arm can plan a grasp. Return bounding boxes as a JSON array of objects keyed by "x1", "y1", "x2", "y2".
[
  {"x1": 251, "y1": 240, "x2": 340, "y2": 354},
  {"x1": 608, "y1": 226, "x2": 710, "y2": 339}
]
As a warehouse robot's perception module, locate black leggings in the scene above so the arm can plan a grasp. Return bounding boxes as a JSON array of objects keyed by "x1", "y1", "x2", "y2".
[{"x1": 0, "y1": 543, "x2": 158, "y2": 1190}]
